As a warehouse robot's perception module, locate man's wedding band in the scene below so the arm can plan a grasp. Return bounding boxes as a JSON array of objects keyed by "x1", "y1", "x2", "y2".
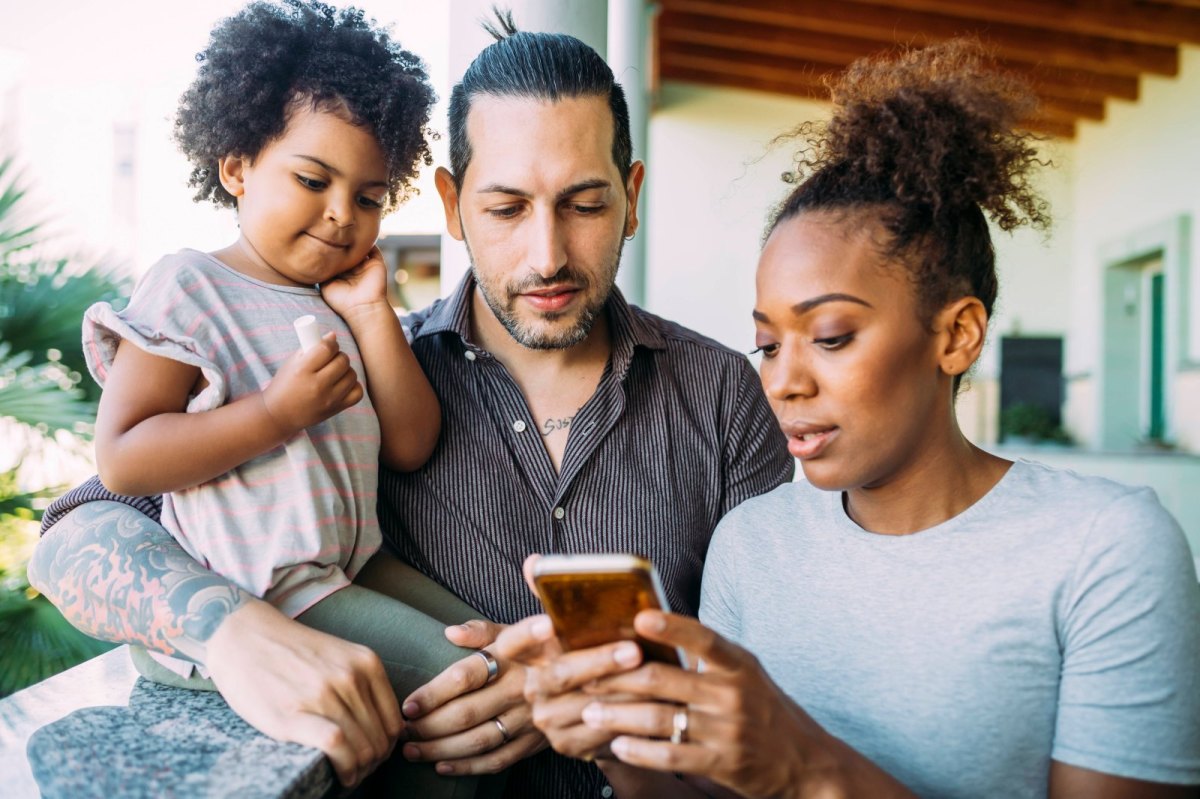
[
  {"x1": 494, "y1": 716, "x2": 511, "y2": 744},
  {"x1": 474, "y1": 649, "x2": 500, "y2": 684},
  {"x1": 670, "y1": 706, "x2": 689, "y2": 745}
]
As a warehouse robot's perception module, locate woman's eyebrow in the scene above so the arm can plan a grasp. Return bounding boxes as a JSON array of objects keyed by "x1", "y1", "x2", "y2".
[{"x1": 791, "y1": 293, "x2": 873, "y2": 315}]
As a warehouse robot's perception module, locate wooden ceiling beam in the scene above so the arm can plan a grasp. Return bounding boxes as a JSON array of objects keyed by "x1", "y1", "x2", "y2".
[
  {"x1": 662, "y1": 46, "x2": 1099, "y2": 121},
  {"x1": 660, "y1": 0, "x2": 1179, "y2": 77},
  {"x1": 838, "y1": 0, "x2": 1200, "y2": 46},
  {"x1": 660, "y1": 41, "x2": 1108, "y2": 121},
  {"x1": 660, "y1": 64, "x2": 1077, "y2": 138},
  {"x1": 660, "y1": 12, "x2": 1141, "y2": 103}
]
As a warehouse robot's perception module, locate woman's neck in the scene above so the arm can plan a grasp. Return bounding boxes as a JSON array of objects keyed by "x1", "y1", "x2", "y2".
[{"x1": 843, "y1": 429, "x2": 1012, "y2": 536}]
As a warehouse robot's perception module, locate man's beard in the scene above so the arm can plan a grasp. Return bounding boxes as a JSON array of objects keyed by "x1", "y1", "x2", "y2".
[{"x1": 468, "y1": 237, "x2": 624, "y2": 351}]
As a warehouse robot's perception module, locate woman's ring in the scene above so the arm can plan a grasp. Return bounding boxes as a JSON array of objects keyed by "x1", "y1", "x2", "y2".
[
  {"x1": 670, "y1": 706, "x2": 689, "y2": 745},
  {"x1": 493, "y1": 716, "x2": 511, "y2": 745},
  {"x1": 473, "y1": 649, "x2": 500, "y2": 684}
]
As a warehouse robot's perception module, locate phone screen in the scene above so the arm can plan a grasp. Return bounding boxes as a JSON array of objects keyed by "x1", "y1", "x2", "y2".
[{"x1": 534, "y1": 558, "x2": 683, "y2": 666}]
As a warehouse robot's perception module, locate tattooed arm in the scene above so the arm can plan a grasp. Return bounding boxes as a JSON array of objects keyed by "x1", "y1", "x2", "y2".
[
  {"x1": 29, "y1": 501, "x2": 403, "y2": 788},
  {"x1": 28, "y1": 500, "x2": 250, "y2": 662}
]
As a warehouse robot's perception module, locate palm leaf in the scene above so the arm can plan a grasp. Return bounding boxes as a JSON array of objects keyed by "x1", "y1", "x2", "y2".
[
  {"x1": 0, "y1": 343, "x2": 94, "y2": 435},
  {"x1": 0, "y1": 157, "x2": 41, "y2": 258},
  {"x1": 0, "y1": 591, "x2": 116, "y2": 697}
]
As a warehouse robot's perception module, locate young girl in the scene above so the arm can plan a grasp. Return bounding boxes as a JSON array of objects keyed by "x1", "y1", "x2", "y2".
[
  {"x1": 85, "y1": 2, "x2": 483, "y2": 793},
  {"x1": 497, "y1": 41, "x2": 1200, "y2": 798}
]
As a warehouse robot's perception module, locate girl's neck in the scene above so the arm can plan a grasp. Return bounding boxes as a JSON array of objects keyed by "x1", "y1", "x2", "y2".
[
  {"x1": 843, "y1": 429, "x2": 1012, "y2": 536},
  {"x1": 211, "y1": 240, "x2": 305, "y2": 288}
]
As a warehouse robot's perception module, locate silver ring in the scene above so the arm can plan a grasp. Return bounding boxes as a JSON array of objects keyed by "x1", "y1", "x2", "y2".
[
  {"x1": 670, "y1": 706, "x2": 689, "y2": 745},
  {"x1": 473, "y1": 649, "x2": 500, "y2": 684},
  {"x1": 493, "y1": 716, "x2": 511, "y2": 745}
]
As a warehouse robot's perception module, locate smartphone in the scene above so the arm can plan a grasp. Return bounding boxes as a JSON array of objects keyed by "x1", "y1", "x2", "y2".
[{"x1": 531, "y1": 553, "x2": 686, "y2": 667}]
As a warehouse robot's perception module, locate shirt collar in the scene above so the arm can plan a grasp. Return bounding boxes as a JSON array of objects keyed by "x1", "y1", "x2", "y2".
[{"x1": 413, "y1": 271, "x2": 667, "y2": 356}]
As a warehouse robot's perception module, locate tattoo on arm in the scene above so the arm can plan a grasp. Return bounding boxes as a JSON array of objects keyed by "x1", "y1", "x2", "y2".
[
  {"x1": 27, "y1": 501, "x2": 253, "y2": 665},
  {"x1": 540, "y1": 415, "x2": 576, "y2": 437}
]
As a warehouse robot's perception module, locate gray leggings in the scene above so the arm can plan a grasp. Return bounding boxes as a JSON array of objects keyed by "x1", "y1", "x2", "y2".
[{"x1": 133, "y1": 554, "x2": 495, "y2": 798}]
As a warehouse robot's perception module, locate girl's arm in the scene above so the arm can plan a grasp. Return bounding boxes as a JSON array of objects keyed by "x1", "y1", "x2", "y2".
[
  {"x1": 321, "y1": 247, "x2": 441, "y2": 472},
  {"x1": 96, "y1": 334, "x2": 364, "y2": 495}
]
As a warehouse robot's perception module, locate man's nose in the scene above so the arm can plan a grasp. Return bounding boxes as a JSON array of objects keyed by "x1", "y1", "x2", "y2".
[{"x1": 525, "y1": 208, "x2": 567, "y2": 279}]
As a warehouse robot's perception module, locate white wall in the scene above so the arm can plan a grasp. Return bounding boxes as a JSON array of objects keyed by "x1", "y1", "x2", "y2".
[{"x1": 1067, "y1": 45, "x2": 1200, "y2": 447}]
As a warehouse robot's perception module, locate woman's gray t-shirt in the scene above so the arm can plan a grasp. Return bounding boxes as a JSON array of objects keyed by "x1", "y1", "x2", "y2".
[{"x1": 700, "y1": 459, "x2": 1200, "y2": 797}]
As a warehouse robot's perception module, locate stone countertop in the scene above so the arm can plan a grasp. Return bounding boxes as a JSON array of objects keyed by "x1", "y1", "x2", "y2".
[{"x1": 0, "y1": 646, "x2": 333, "y2": 798}]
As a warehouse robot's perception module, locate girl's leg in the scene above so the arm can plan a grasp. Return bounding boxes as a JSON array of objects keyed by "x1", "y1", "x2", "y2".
[
  {"x1": 297, "y1": 578, "x2": 485, "y2": 798},
  {"x1": 351, "y1": 552, "x2": 482, "y2": 626}
]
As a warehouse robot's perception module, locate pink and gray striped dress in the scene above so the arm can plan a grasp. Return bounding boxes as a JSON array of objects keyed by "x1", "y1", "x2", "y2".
[{"x1": 84, "y1": 249, "x2": 382, "y2": 677}]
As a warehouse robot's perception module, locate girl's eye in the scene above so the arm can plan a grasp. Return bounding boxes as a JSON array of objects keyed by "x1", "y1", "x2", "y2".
[
  {"x1": 749, "y1": 343, "x2": 780, "y2": 358},
  {"x1": 813, "y1": 333, "x2": 854, "y2": 350},
  {"x1": 357, "y1": 195, "x2": 384, "y2": 210},
  {"x1": 297, "y1": 175, "x2": 327, "y2": 190}
]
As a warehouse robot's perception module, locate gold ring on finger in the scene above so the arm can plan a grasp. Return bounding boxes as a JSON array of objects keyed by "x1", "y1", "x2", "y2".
[
  {"x1": 670, "y1": 706, "x2": 689, "y2": 745},
  {"x1": 493, "y1": 715, "x2": 511, "y2": 745}
]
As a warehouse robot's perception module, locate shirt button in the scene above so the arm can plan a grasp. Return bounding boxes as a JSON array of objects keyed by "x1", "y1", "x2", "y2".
[
  {"x1": 464, "y1": 350, "x2": 476, "y2": 361},
  {"x1": 513, "y1": 420, "x2": 527, "y2": 433},
  {"x1": 601, "y1": 787, "x2": 613, "y2": 798},
  {"x1": 553, "y1": 506, "x2": 565, "y2": 520}
]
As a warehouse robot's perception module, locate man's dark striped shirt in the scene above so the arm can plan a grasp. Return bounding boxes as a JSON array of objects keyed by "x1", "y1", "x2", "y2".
[{"x1": 44, "y1": 273, "x2": 793, "y2": 798}]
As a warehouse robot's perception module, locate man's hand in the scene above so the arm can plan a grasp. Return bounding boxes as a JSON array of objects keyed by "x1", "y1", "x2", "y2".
[
  {"x1": 399, "y1": 619, "x2": 547, "y2": 776},
  {"x1": 206, "y1": 601, "x2": 403, "y2": 789}
]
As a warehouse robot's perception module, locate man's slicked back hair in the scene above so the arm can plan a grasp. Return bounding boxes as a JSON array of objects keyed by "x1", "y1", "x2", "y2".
[{"x1": 447, "y1": 8, "x2": 632, "y2": 188}]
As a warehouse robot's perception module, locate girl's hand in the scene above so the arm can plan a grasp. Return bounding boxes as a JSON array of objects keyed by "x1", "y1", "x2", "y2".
[
  {"x1": 321, "y1": 245, "x2": 390, "y2": 321},
  {"x1": 261, "y1": 332, "x2": 363, "y2": 434}
]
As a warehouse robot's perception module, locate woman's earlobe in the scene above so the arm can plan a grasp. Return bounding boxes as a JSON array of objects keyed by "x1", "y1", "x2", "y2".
[{"x1": 938, "y1": 297, "x2": 988, "y2": 377}]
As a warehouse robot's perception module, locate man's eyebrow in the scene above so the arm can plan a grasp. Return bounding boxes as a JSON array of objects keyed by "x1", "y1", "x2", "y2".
[
  {"x1": 475, "y1": 179, "x2": 612, "y2": 201},
  {"x1": 294, "y1": 155, "x2": 388, "y2": 189},
  {"x1": 752, "y1": 293, "x2": 873, "y2": 322}
]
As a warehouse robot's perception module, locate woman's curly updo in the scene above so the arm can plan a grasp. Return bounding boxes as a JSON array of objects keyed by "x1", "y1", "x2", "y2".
[
  {"x1": 174, "y1": 0, "x2": 435, "y2": 212},
  {"x1": 771, "y1": 39, "x2": 1051, "y2": 325}
]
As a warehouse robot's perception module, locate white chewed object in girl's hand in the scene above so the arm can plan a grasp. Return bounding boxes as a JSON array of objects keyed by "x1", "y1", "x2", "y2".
[{"x1": 293, "y1": 315, "x2": 323, "y2": 352}]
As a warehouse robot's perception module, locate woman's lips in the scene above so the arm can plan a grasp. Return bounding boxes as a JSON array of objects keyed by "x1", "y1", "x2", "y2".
[{"x1": 785, "y1": 426, "x2": 839, "y2": 459}]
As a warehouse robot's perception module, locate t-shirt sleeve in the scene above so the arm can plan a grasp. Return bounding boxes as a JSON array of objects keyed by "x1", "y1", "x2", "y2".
[
  {"x1": 1052, "y1": 487, "x2": 1200, "y2": 784},
  {"x1": 719, "y1": 358, "x2": 794, "y2": 517},
  {"x1": 83, "y1": 258, "x2": 226, "y2": 413}
]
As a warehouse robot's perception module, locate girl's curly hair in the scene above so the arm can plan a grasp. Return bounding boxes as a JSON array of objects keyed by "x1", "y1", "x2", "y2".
[
  {"x1": 174, "y1": 0, "x2": 435, "y2": 212},
  {"x1": 770, "y1": 39, "x2": 1051, "y2": 326}
]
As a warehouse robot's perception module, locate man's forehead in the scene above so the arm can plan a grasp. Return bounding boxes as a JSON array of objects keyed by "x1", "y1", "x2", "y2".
[{"x1": 462, "y1": 94, "x2": 619, "y2": 192}]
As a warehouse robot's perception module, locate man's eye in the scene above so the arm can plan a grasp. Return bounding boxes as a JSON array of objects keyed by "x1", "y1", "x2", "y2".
[
  {"x1": 571, "y1": 204, "x2": 604, "y2": 215},
  {"x1": 297, "y1": 175, "x2": 326, "y2": 190},
  {"x1": 488, "y1": 206, "x2": 521, "y2": 219}
]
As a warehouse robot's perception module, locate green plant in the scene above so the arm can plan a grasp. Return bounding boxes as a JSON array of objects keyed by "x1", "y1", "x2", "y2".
[
  {"x1": 999, "y1": 402, "x2": 1071, "y2": 445},
  {"x1": 0, "y1": 157, "x2": 127, "y2": 696}
]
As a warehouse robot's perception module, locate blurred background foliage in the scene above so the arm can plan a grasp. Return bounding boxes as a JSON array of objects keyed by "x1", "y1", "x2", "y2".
[{"x1": 0, "y1": 156, "x2": 129, "y2": 697}]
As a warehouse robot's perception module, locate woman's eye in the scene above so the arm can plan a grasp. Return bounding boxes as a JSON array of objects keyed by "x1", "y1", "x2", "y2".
[
  {"x1": 813, "y1": 333, "x2": 854, "y2": 350},
  {"x1": 749, "y1": 343, "x2": 780, "y2": 358},
  {"x1": 297, "y1": 175, "x2": 326, "y2": 190}
]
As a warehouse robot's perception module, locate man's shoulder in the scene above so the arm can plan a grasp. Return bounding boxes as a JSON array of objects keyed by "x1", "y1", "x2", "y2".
[{"x1": 629, "y1": 305, "x2": 751, "y2": 370}]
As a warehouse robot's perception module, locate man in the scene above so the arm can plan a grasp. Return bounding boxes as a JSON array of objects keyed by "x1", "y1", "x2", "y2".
[{"x1": 30, "y1": 14, "x2": 791, "y2": 798}]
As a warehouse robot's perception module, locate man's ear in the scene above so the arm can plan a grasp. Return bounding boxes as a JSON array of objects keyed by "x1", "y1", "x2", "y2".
[
  {"x1": 434, "y1": 167, "x2": 464, "y2": 242},
  {"x1": 623, "y1": 160, "x2": 646, "y2": 239},
  {"x1": 934, "y1": 296, "x2": 988, "y2": 378},
  {"x1": 218, "y1": 154, "x2": 248, "y2": 200}
]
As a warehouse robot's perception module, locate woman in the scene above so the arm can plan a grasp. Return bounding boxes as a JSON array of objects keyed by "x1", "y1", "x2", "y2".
[{"x1": 493, "y1": 41, "x2": 1200, "y2": 798}]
